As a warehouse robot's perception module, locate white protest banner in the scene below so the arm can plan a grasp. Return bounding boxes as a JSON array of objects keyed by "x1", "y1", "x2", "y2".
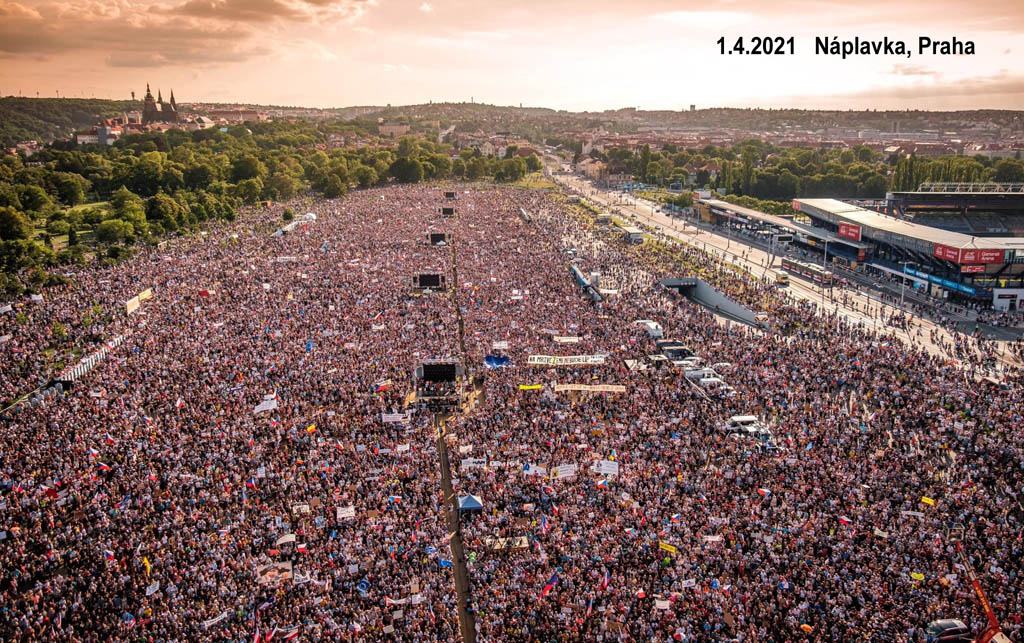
[
  {"x1": 592, "y1": 460, "x2": 620, "y2": 476},
  {"x1": 337, "y1": 505, "x2": 356, "y2": 521},
  {"x1": 253, "y1": 398, "x2": 279, "y2": 414},
  {"x1": 873, "y1": 528, "x2": 890, "y2": 538},
  {"x1": 276, "y1": 533, "x2": 296, "y2": 545},
  {"x1": 396, "y1": 444, "x2": 411, "y2": 453},
  {"x1": 460, "y1": 458, "x2": 487, "y2": 471},
  {"x1": 522, "y1": 463, "x2": 547, "y2": 477},
  {"x1": 0, "y1": 304, "x2": 13, "y2": 314},
  {"x1": 551, "y1": 464, "x2": 579, "y2": 480},
  {"x1": 655, "y1": 599, "x2": 671, "y2": 610},
  {"x1": 202, "y1": 611, "x2": 230, "y2": 629},
  {"x1": 703, "y1": 535, "x2": 722, "y2": 543},
  {"x1": 527, "y1": 354, "x2": 606, "y2": 367},
  {"x1": 126, "y1": 296, "x2": 141, "y2": 315},
  {"x1": 145, "y1": 581, "x2": 160, "y2": 596},
  {"x1": 484, "y1": 536, "x2": 530, "y2": 550},
  {"x1": 680, "y1": 579, "x2": 697, "y2": 589},
  {"x1": 554, "y1": 383, "x2": 626, "y2": 394},
  {"x1": 382, "y1": 412, "x2": 410, "y2": 424},
  {"x1": 901, "y1": 510, "x2": 925, "y2": 519},
  {"x1": 492, "y1": 340, "x2": 509, "y2": 350},
  {"x1": 291, "y1": 503, "x2": 311, "y2": 515},
  {"x1": 256, "y1": 561, "x2": 293, "y2": 585},
  {"x1": 552, "y1": 336, "x2": 581, "y2": 344}
]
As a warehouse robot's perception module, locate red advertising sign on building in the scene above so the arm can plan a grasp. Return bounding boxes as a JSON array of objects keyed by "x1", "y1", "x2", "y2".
[
  {"x1": 959, "y1": 248, "x2": 1006, "y2": 265},
  {"x1": 960, "y1": 264, "x2": 986, "y2": 274},
  {"x1": 791, "y1": 199, "x2": 802, "y2": 212},
  {"x1": 933, "y1": 244, "x2": 961, "y2": 262},
  {"x1": 837, "y1": 222, "x2": 862, "y2": 242}
]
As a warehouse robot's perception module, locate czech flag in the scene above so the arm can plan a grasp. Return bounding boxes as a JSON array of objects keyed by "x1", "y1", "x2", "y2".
[
  {"x1": 599, "y1": 568, "x2": 611, "y2": 591},
  {"x1": 838, "y1": 516, "x2": 852, "y2": 526},
  {"x1": 97, "y1": 462, "x2": 112, "y2": 472},
  {"x1": 635, "y1": 589, "x2": 647, "y2": 599},
  {"x1": 374, "y1": 379, "x2": 392, "y2": 393},
  {"x1": 541, "y1": 484, "x2": 555, "y2": 496},
  {"x1": 756, "y1": 488, "x2": 771, "y2": 497},
  {"x1": 540, "y1": 514, "x2": 549, "y2": 534},
  {"x1": 245, "y1": 478, "x2": 258, "y2": 490},
  {"x1": 388, "y1": 495, "x2": 402, "y2": 504},
  {"x1": 670, "y1": 513, "x2": 682, "y2": 523},
  {"x1": 104, "y1": 433, "x2": 116, "y2": 446},
  {"x1": 87, "y1": 448, "x2": 100, "y2": 459},
  {"x1": 540, "y1": 571, "x2": 559, "y2": 598},
  {"x1": 596, "y1": 479, "x2": 609, "y2": 490},
  {"x1": 104, "y1": 550, "x2": 116, "y2": 562},
  {"x1": 296, "y1": 543, "x2": 308, "y2": 554}
]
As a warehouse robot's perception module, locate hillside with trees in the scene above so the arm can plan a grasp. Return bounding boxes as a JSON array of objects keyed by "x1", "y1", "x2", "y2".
[
  {"x1": 593, "y1": 140, "x2": 1024, "y2": 200},
  {"x1": 0, "y1": 121, "x2": 542, "y2": 295},
  {"x1": 0, "y1": 98, "x2": 140, "y2": 148}
]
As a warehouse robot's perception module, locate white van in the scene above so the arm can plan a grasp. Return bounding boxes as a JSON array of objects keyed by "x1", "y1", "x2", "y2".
[
  {"x1": 674, "y1": 356, "x2": 703, "y2": 369},
  {"x1": 699, "y1": 377, "x2": 733, "y2": 395},
  {"x1": 724, "y1": 415, "x2": 772, "y2": 440},
  {"x1": 685, "y1": 367, "x2": 718, "y2": 381},
  {"x1": 634, "y1": 319, "x2": 664, "y2": 339}
]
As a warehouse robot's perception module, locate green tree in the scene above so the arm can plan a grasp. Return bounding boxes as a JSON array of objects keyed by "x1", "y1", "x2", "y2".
[
  {"x1": 0, "y1": 206, "x2": 33, "y2": 240},
  {"x1": 50, "y1": 172, "x2": 91, "y2": 206},
  {"x1": 992, "y1": 159, "x2": 1024, "y2": 183},
  {"x1": 231, "y1": 155, "x2": 267, "y2": 182},
  {"x1": 390, "y1": 158, "x2": 424, "y2": 183},
  {"x1": 353, "y1": 165, "x2": 378, "y2": 188},
  {"x1": 322, "y1": 174, "x2": 347, "y2": 198},
  {"x1": 17, "y1": 184, "x2": 51, "y2": 211},
  {"x1": 234, "y1": 177, "x2": 265, "y2": 204},
  {"x1": 95, "y1": 218, "x2": 134, "y2": 244},
  {"x1": 264, "y1": 173, "x2": 299, "y2": 200}
]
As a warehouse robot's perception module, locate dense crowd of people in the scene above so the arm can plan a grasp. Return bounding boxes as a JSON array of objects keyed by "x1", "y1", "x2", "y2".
[{"x1": 1, "y1": 183, "x2": 1022, "y2": 642}]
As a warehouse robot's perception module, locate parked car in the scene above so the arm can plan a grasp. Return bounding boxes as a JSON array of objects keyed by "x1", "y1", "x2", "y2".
[{"x1": 925, "y1": 619, "x2": 972, "y2": 643}]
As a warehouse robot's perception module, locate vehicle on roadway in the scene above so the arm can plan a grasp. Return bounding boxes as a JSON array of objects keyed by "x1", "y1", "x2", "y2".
[{"x1": 781, "y1": 257, "x2": 834, "y2": 287}]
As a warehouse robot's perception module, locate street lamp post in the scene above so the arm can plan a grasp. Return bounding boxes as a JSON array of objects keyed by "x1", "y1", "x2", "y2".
[
  {"x1": 900, "y1": 261, "x2": 916, "y2": 307},
  {"x1": 821, "y1": 239, "x2": 829, "y2": 306}
]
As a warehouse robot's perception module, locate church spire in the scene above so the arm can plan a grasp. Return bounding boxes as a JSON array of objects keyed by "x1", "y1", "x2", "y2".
[
  {"x1": 144, "y1": 83, "x2": 154, "y2": 101},
  {"x1": 157, "y1": 89, "x2": 163, "y2": 103},
  {"x1": 169, "y1": 89, "x2": 176, "y2": 109}
]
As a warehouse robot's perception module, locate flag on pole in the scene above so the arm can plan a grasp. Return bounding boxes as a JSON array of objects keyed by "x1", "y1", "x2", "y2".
[
  {"x1": 540, "y1": 571, "x2": 560, "y2": 598},
  {"x1": 756, "y1": 488, "x2": 771, "y2": 497},
  {"x1": 598, "y1": 568, "x2": 611, "y2": 591}
]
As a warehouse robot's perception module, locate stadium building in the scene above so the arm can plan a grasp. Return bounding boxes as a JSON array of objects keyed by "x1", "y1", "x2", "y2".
[{"x1": 699, "y1": 184, "x2": 1024, "y2": 310}]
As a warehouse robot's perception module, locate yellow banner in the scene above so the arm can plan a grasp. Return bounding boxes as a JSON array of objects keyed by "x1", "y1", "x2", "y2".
[
  {"x1": 920, "y1": 496, "x2": 935, "y2": 506},
  {"x1": 126, "y1": 296, "x2": 141, "y2": 315},
  {"x1": 518, "y1": 384, "x2": 543, "y2": 391},
  {"x1": 138, "y1": 288, "x2": 154, "y2": 301},
  {"x1": 658, "y1": 541, "x2": 678, "y2": 555}
]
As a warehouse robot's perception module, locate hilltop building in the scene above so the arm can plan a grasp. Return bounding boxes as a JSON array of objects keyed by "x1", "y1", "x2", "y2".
[{"x1": 141, "y1": 84, "x2": 179, "y2": 125}]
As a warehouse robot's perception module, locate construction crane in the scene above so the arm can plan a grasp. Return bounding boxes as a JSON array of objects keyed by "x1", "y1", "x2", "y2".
[{"x1": 950, "y1": 526, "x2": 1010, "y2": 643}]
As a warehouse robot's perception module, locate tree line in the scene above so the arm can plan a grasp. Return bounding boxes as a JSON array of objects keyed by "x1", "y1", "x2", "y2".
[
  {"x1": 590, "y1": 140, "x2": 1024, "y2": 200},
  {"x1": 0, "y1": 120, "x2": 542, "y2": 295}
]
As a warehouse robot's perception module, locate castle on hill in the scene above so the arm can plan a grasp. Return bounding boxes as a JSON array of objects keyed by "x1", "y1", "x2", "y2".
[{"x1": 141, "y1": 83, "x2": 179, "y2": 125}]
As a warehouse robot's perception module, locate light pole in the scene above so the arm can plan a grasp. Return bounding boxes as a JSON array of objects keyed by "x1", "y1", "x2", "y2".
[
  {"x1": 821, "y1": 238, "x2": 829, "y2": 306},
  {"x1": 900, "y1": 261, "x2": 916, "y2": 308}
]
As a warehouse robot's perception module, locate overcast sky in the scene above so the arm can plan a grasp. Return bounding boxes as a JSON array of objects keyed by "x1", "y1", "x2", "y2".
[{"x1": 1, "y1": 0, "x2": 1022, "y2": 110}]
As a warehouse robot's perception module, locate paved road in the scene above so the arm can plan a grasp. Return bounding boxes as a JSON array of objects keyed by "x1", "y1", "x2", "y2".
[{"x1": 552, "y1": 173, "x2": 1022, "y2": 371}]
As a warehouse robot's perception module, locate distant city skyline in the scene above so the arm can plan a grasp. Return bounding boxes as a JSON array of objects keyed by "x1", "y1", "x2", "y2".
[{"x1": 1, "y1": 0, "x2": 1023, "y2": 111}]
